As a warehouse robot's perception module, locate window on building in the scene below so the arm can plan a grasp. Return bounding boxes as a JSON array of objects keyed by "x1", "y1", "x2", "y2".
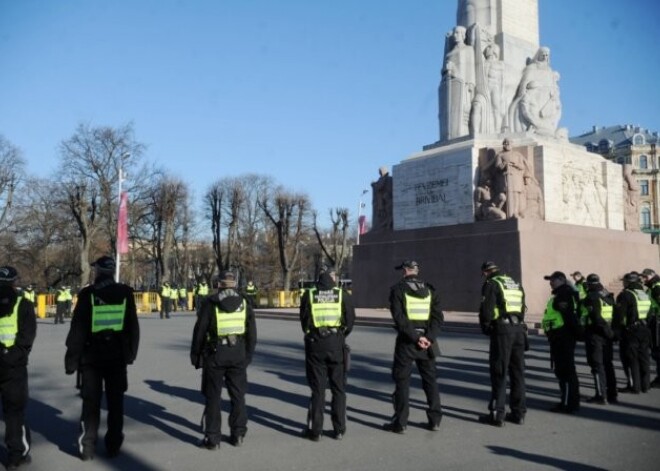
[
  {"x1": 640, "y1": 180, "x2": 649, "y2": 196},
  {"x1": 633, "y1": 134, "x2": 645, "y2": 146},
  {"x1": 598, "y1": 139, "x2": 610, "y2": 153},
  {"x1": 641, "y1": 207, "x2": 651, "y2": 230},
  {"x1": 639, "y1": 155, "x2": 648, "y2": 169}
]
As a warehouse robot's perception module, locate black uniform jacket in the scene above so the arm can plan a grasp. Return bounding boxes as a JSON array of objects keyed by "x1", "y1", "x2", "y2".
[
  {"x1": 613, "y1": 282, "x2": 646, "y2": 332},
  {"x1": 299, "y1": 274, "x2": 356, "y2": 339},
  {"x1": 547, "y1": 283, "x2": 580, "y2": 339},
  {"x1": 389, "y1": 275, "x2": 444, "y2": 346},
  {"x1": 190, "y1": 288, "x2": 257, "y2": 368},
  {"x1": 0, "y1": 285, "x2": 37, "y2": 368},
  {"x1": 582, "y1": 285, "x2": 614, "y2": 339},
  {"x1": 65, "y1": 276, "x2": 140, "y2": 373},
  {"x1": 479, "y1": 271, "x2": 525, "y2": 335}
]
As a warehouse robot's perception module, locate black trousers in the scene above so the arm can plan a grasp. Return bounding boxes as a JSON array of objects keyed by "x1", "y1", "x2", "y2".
[
  {"x1": 391, "y1": 338, "x2": 442, "y2": 427},
  {"x1": 55, "y1": 302, "x2": 66, "y2": 324},
  {"x1": 548, "y1": 330, "x2": 580, "y2": 410},
  {"x1": 304, "y1": 336, "x2": 346, "y2": 435},
  {"x1": 585, "y1": 330, "x2": 617, "y2": 401},
  {"x1": 201, "y1": 348, "x2": 248, "y2": 444},
  {"x1": 78, "y1": 363, "x2": 127, "y2": 455},
  {"x1": 620, "y1": 325, "x2": 652, "y2": 392},
  {"x1": 0, "y1": 366, "x2": 31, "y2": 462},
  {"x1": 488, "y1": 324, "x2": 526, "y2": 417},
  {"x1": 160, "y1": 298, "x2": 171, "y2": 318}
]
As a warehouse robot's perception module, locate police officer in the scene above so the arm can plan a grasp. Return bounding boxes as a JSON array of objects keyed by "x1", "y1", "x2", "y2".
[
  {"x1": 571, "y1": 271, "x2": 587, "y2": 301},
  {"x1": 613, "y1": 272, "x2": 652, "y2": 393},
  {"x1": 580, "y1": 274, "x2": 617, "y2": 404},
  {"x1": 478, "y1": 261, "x2": 526, "y2": 426},
  {"x1": 384, "y1": 260, "x2": 443, "y2": 434},
  {"x1": 640, "y1": 268, "x2": 660, "y2": 388},
  {"x1": 299, "y1": 267, "x2": 355, "y2": 441},
  {"x1": 170, "y1": 284, "x2": 178, "y2": 312},
  {"x1": 0, "y1": 266, "x2": 36, "y2": 470},
  {"x1": 195, "y1": 280, "x2": 209, "y2": 315},
  {"x1": 55, "y1": 286, "x2": 67, "y2": 324},
  {"x1": 178, "y1": 286, "x2": 188, "y2": 310},
  {"x1": 160, "y1": 282, "x2": 171, "y2": 319},
  {"x1": 244, "y1": 280, "x2": 258, "y2": 308},
  {"x1": 191, "y1": 270, "x2": 256, "y2": 449},
  {"x1": 22, "y1": 285, "x2": 36, "y2": 308},
  {"x1": 64, "y1": 256, "x2": 140, "y2": 460},
  {"x1": 542, "y1": 271, "x2": 581, "y2": 413}
]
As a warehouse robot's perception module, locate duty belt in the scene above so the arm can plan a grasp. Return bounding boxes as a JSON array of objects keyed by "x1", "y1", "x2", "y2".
[
  {"x1": 217, "y1": 335, "x2": 242, "y2": 346},
  {"x1": 316, "y1": 327, "x2": 341, "y2": 338},
  {"x1": 501, "y1": 316, "x2": 523, "y2": 325}
]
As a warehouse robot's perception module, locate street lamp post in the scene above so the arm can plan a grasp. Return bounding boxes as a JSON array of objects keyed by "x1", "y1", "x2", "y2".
[{"x1": 357, "y1": 189, "x2": 368, "y2": 245}]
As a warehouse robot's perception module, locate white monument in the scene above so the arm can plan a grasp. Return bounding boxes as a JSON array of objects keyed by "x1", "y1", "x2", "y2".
[{"x1": 353, "y1": 0, "x2": 657, "y2": 315}]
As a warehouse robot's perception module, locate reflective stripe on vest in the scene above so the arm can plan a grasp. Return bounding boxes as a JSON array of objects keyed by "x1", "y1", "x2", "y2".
[
  {"x1": 491, "y1": 275, "x2": 523, "y2": 318},
  {"x1": 404, "y1": 293, "x2": 431, "y2": 322},
  {"x1": 310, "y1": 288, "x2": 342, "y2": 328},
  {"x1": 215, "y1": 301, "x2": 247, "y2": 336},
  {"x1": 246, "y1": 285, "x2": 257, "y2": 294},
  {"x1": 542, "y1": 295, "x2": 566, "y2": 332},
  {"x1": 0, "y1": 298, "x2": 20, "y2": 347},
  {"x1": 628, "y1": 289, "x2": 651, "y2": 325},
  {"x1": 91, "y1": 295, "x2": 126, "y2": 333}
]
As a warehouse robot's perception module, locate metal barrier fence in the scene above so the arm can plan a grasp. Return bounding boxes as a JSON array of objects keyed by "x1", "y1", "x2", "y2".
[{"x1": 33, "y1": 290, "x2": 304, "y2": 318}]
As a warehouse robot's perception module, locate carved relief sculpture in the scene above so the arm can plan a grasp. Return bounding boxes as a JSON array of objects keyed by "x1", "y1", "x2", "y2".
[
  {"x1": 494, "y1": 139, "x2": 530, "y2": 219},
  {"x1": 623, "y1": 164, "x2": 641, "y2": 231}
]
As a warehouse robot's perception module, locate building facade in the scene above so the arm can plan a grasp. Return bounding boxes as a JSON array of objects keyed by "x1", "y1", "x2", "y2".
[{"x1": 571, "y1": 125, "x2": 660, "y2": 235}]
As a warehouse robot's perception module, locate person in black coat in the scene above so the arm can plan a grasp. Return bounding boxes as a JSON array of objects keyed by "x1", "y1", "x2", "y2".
[
  {"x1": 581, "y1": 274, "x2": 617, "y2": 404},
  {"x1": 299, "y1": 267, "x2": 355, "y2": 441},
  {"x1": 191, "y1": 270, "x2": 257, "y2": 449},
  {"x1": 0, "y1": 266, "x2": 36, "y2": 470},
  {"x1": 65, "y1": 256, "x2": 140, "y2": 461},
  {"x1": 613, "y1": 272, "x2": 652, "y2": 394},
  {"x1": 541, "y1": 271, "x2": 581, "y2": 413},
  {"x1": 640, "y1": 268, "x2": 660, "y2": 388},
  {"x1": 478, "y1": 261, "x2": 527, "y2": 426},
  {"x1": 384, "y1": 260, "x2": 443, "y2": 434}
]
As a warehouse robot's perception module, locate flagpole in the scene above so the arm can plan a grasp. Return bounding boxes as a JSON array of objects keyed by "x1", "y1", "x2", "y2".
[
  {"x1": 357, "y1": 189, "x2": 368, "y2": 245},
  {"x1": 115, "y1": 167, "x2": 124, "y2": 282}
]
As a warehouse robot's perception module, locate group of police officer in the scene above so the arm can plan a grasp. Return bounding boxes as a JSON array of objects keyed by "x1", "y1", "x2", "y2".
[
  {"x1": 2, "y1": 256, "x2": 660, "y2": 468},
  {"x1": 477, "y1": 262, "x2": 660, "y2": 427}
]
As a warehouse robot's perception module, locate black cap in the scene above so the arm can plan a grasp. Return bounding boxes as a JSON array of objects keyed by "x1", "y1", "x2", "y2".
[
  {"x1": 395, "y1": 260, "x2": 419, "y2": 270},
  {"x1": 481, "y1": 261, "x2": 498, "y2": 272},
  {"x1": 641, "y1": 268, "x2": 656, "y2": 278},
  {"x1": 622, "y1": 272, "x2": 640, "y2": 284},
  {"x1": 543, "y1": 271, "x2": 566, "y2": 281},
  {"x1": 0, "y1": 266, "x2": 18, "y2": 283},
  {"x1": 585, "y1": 273, "x2": 600, "y2": 284},
  {"x1": 320, "y1": 265, "x2": 337, "y2": 276},
  {"x1": 219, "y1": 270, "x2": 236, "y2": 283},
  {"x1": 91, "y1": 256, "x2": 116, "y2": 272},
  {"x1": 570, "y1": 271, "x2": 582, "y2": 277}
]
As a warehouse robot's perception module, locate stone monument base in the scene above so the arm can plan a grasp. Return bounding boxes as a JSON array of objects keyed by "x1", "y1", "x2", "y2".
[{"x1": 352, "y1": 218, "x2": 658, "y2": 320}]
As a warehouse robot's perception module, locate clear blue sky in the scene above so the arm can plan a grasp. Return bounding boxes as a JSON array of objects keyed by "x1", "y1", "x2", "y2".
[{"x1": 1, "y1": 0, "x2": 659, "y2": 227}]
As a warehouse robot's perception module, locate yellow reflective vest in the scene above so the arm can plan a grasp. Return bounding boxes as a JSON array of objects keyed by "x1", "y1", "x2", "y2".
[
  {"x1": 91, "y1": 295, "x2": 127, "y2": 333},
  {"x1": 215, "y1": 301, "x2": 247, "y2": 336},
  {"x1": 490, "y1": 275, "x2": 524, "y2": 318},
  {"x1": 0, "y1": 298, "x2": 20, "y2": 347},
  {"x1": 310, "y1": 288, "x2": 342, "y2": 328},
  {"x1": 404, "y1": 293, "x2": 431, "y2": 322}
]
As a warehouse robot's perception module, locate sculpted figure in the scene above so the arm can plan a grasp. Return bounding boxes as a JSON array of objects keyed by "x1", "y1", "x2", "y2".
[
  {"x1": 509, "y1": 47, "x2": 562, "y2": 137},
  {"x1": 523, "y1": 173, "x2": 545, "y2": 220},
  {"x1": 439, "y1": 26, "x2": 476, "y2": 141},
  {"x1": 484, "y1": 44, "x2": 505, "y2": 133},
  {"x1": 623, "y1": 164, "x2": 640, "y2": 231},
  {"x1": 457, "y1": 0, "x2": 494, "y2": 29},
  {"x1": 495, "y1": 139, "x2": 530, "y2": 219},
  {"x1": 371, "y1": 166, "x2": 393, "y2": 232}
]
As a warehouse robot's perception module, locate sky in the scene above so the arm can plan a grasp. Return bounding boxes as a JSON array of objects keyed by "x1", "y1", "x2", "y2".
[{"x1": 1, "y1": 0, "x2": 659, "y2": 229}]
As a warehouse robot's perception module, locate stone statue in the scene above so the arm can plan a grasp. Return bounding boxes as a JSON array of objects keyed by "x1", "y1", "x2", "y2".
[
  {"x1": 484, "y1": 44, "x2": 505, "y2": 133},
  {"x1": 474, "y1": 148, "x2": 506, "y2": 221},
  {"x1": 509, "y1": 47, "x2": 562, "y2": 137},
  {"x1": 523, "y1": 173, "x2": 545, "y2": 220},
  {"x1": 439, "y1": 26, "x2": 476, "y2": 141},
  {"x1": 495, "y1": 139, "x2": 530, "y2": 219},
  {"x1": 623, "y1": 164, "x2": 640, "y2": 231},
  {"x1": 468, "y1": 26, "x2": 493, "y2": 136},
  {"x1": 371, "y1": 166, "x2": 393, "y2": 232}
]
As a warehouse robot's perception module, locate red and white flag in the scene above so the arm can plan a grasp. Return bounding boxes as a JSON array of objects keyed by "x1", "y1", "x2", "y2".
[
  {"x1": 358, "y1": 215, "x2": 367, "y2": 235},
  {"x1": 117, "y1": 191, "x2": 129, "y2": 254}
]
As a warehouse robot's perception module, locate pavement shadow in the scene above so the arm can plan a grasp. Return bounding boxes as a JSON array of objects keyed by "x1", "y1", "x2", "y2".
[
  {"x1": 487, "y1": 446, "x2": 608, "y2": 470},
  {"x1": 25, "y1": 396, "x2": 73, "y2": 454},
  {"x1": 123, "y1": 394, "x2": 199, "y2": 446}
]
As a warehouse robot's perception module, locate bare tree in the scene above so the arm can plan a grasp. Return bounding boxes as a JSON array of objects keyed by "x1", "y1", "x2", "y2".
[
  {"x1": 0, "y1": 135, "x2": 25, "y2": 235},
  {"x1": 312, "y1": 207, "x2": 351, "y2": 275},
  {"x1": 151, "y1": 177, "x2": 187, "y2": 284},
  {"x1": 259, "y1": 188, "x2": 311, "y2": 291}
]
